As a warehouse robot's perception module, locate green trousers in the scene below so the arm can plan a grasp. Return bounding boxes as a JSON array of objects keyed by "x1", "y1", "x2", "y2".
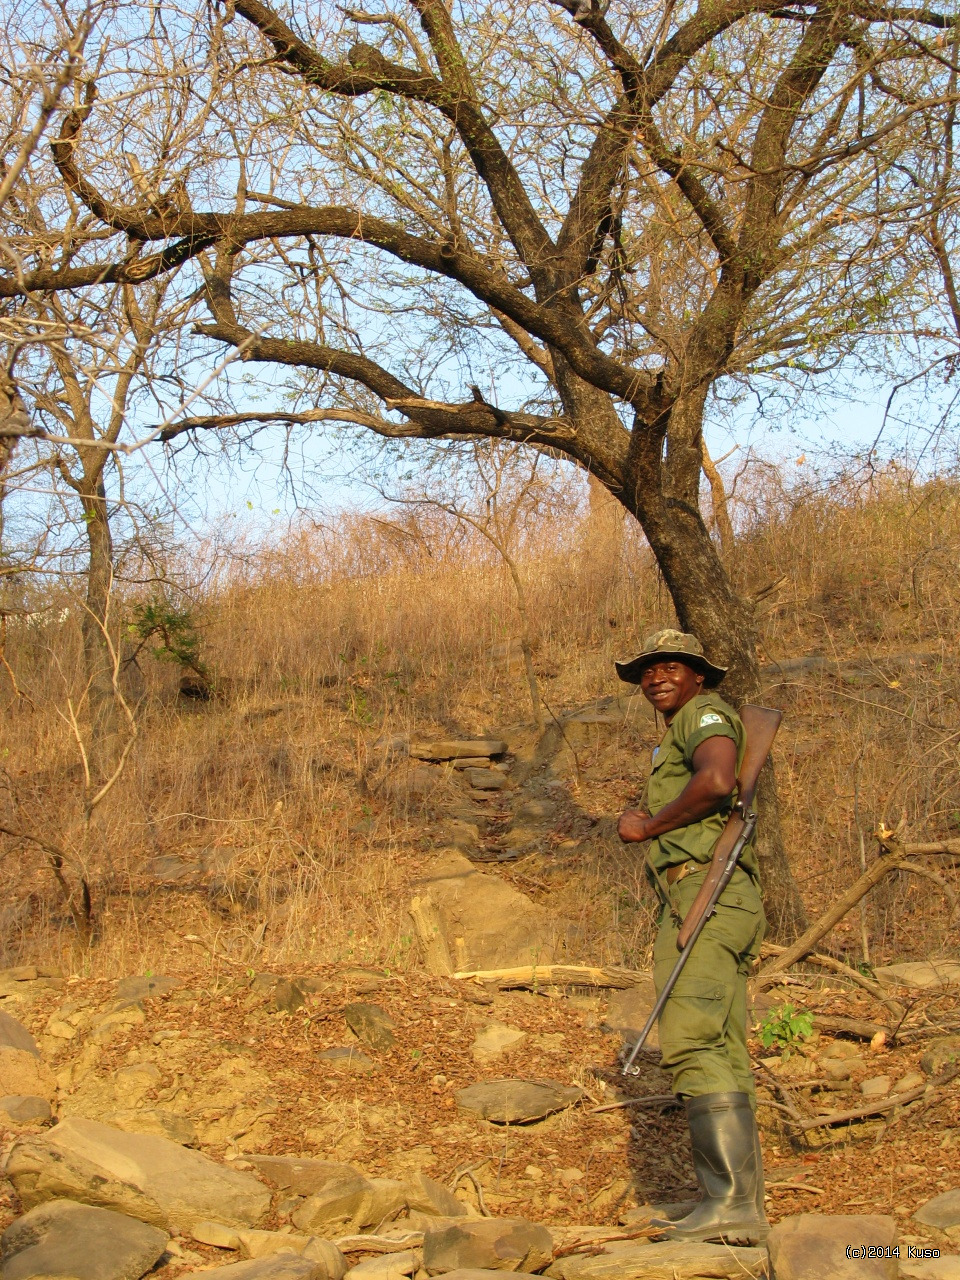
[{"x1": 652, "y1": 866, "x2": 766, "y2": 1100}]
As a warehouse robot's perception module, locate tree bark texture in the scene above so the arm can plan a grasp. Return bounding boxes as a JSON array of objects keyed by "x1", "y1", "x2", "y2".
[{"x1": 80, "y1": 476, "x2": 119, "y2": 783}]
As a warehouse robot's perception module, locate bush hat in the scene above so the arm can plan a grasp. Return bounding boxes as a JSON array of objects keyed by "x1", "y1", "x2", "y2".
[{"x1": 615, "y1": 627, "x2": 727, "y2": 687}]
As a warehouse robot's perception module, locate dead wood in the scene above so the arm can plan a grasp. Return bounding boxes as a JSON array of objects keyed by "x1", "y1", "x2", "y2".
[
  {"x1": 758, "y1": 943, "x2": 904, "y2": 1017},
  {"x1": 756, "y1": 834, "x2": 960, "y2": 988},
  {"x1": 797, "y1": 1082, "x2": 928, "y2": 1131},
  {"x1": 453, "y1": 963, "x2": 644, "y2": 989}
]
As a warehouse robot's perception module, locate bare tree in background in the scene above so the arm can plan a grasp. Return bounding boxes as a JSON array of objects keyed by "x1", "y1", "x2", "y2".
[
  {"x1": 2, "y1": 0, "x2": 960, "y2": 933},
  {"x1": 377, "y1": 440, "x2": 571, "y2": 728}
]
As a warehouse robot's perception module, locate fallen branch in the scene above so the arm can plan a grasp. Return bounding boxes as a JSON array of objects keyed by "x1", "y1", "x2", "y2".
[
  {"x1": 766, "y1": 1182, "x2": 826, "y2": 1195},
  {"x1": 812, "y1": 1014, "x2": 891, "y2": 1040},
  {"x1": 552, "y1": 1226, "x2": 660, "y2": 1258},
  {"x1": 797, "y1": 1082, "x2": 928, "y2": 1131},
  {"x1": 759, "y1": 943, "x2": 904, "y2": 1017},
  {"x1": 756, "y1": 843, "x2": 901, "y2": 985},
  {"x1": 757, "y1": 834, "x2": 960, "y2": 988},
  {"x1": 453, "y1": 964, "x2": 644, "y2": 990}
]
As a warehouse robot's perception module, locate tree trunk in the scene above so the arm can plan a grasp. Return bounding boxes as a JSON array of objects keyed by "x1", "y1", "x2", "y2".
[
  {"x1": 621, "y1": 391, "x2": 808, "y2": 941},
  {"x1": 80, "y1": 477, "x2": 119, "y2": 783}
]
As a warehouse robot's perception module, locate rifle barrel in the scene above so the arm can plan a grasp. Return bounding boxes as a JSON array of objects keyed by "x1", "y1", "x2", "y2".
[{"x1": 621, "y1": 811, "x2": 758, "y2": 1077}]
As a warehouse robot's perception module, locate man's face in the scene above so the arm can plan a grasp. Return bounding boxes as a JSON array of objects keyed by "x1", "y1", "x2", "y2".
[{"x1": 639, "y1": 659, "x2": 705, "y2": 719}]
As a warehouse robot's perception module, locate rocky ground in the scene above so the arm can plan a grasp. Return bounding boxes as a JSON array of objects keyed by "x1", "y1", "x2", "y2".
[{"x1": 1, "y1": 702, "x2": 959, "y2": 1279}]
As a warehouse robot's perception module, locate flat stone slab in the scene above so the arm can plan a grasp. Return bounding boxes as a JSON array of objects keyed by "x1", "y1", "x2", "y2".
[
  {"x1": 0, "y1": 1094, "x2": 52, "y2": 1124},
  {"x1": 6, "y1": 1115, "x2": 270, "y2": 1233},
  {"x1": 545, "y1": 1240, "x2": 767, "y2": 1279},
  {"x1": 455, "y1": 1078, "x2": 585, "y2": 1123},
  {"x1": 206, "y1": 1259, "x2": 332, "y2": 1279},
  {"x1": 345, "y1": 1251, "x2": 417, "y2": 1278},
  {"x1": 0, "y1": 1010, "x2": 40, "y2": 1056},
  {"x1": 900, "y1": 1255, "x2": 960, "y2": 1280},
  {"x1": 114, "y1": 975, "x2": 180, "y2": 1004},
  {"x1": 249, "y1": 1157, "x2": 364, "y2": 1196},
  {"x1": 0, "y1": 1198, "x2": 169, "y2": 1280},
  {"x1": 767, "y1": 1213, "x2": 898, "y2": 1280},
  {"x1": 874, "y1": 961, "x2": 960, "y2": 989},
  {"x1": 424, "y1": 1218, "x2": 553, "y2": 1274},
  {"x1": 915, "y1": 1189, "x2": 960, "y2": 1231},
  {"x1": 344, "y1": 1003, "x2": 396, "y2": 1052},
  {"x1": 410, "y1": 741, "x2": 506, "y2": 761},
  {"x1": 433, "y1": 1273, "x2": 542, "y2": 1280}
]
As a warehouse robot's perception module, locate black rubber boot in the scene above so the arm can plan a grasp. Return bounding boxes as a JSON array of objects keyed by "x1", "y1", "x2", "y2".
[{"x1": 652, "y1": 1092, "x2": 769, "y2": 1245}]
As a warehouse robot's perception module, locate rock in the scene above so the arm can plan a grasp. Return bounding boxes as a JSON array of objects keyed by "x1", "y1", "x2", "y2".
[
  {"x1": 874, "y1": 961, "x2": 960, "y2": 989},
  {"x1": 273, "y1": 979, "x2": 308, "y2": 1013},
  {"x1": 114, "y1": 975, "x2": 180, "y2": 1005},
  {"x1": 112, "y1": 1062, "x2": 162, "y2": 1106},
  {"x1": 915, "y1": 1190, "x2": 960, "y2": 1232},
  {"x1": 767, "y1": 1214, "x2": 898, "y2": 1279},
  {"x1": 303, "y1": 1239, "x2": 349, "y2": 1277},
  {"x1": 237, "y1": 1228, "x2": 315, "y2": 1258},
  {"x1": 290, "y1": 1167, "x2": 396, "y2": 1234},
  {"x1": 430, "y1": 1273, "x2": 541, "y2": 1280},
  {"x1": 0, "y1": 966, "x2": 39, "y2": 982},
  {"x1": 900, "y1": 1256, "x2": 960, "y2": 1280},
  {"x1": 455, "y1": 1079, "x2": 585, "y2": 1124},
  {"x1": 822, "y1": 1059, "x2": 853, "y2": 1080},
  {"x1": 145, "y1": 855, "x2": 196, "y2": 881},
  {"x1": 465, "y1": 770, "x2": 507, "y2": 791},
  {"x1": 0, "y1": 1010, "x2": 40, "y2": 1055},
  {"x1": 317, "y1": 1047, "x2": 376, "y2": 1072},
  {"x1": 203, "y1": 1258, "x2": 334, "y2": 1279},
  {"x1": 921, "y1": 1037, "x2": 960, "y2": 1076},
  {"x1": 192, "y1": 1221, "x2": 243, "y2": 1248},
  {"x1": 423, "y1": 1218, "x2": 553, "y2": 1274},
  {"x1": 410, "y1": 741, "x2": 507, "y2": 761},
  {"x1": 249, "y1": 1158, "x2": 366, "y2": 1197},
  {"x1": 602, "y1": 979, "x2": 658, "y2": 1049},
  {"x1": 513, "y1": 799, "x2": 557, "y2": 823},
  {"x1": 0, "y1": 1047, "x2": 57, "y2": 1101},
  {"x1": 408, "y1": 852, "x2": 561, "y2": 975},
  {"x1": 471, "y1": 1024, "x2": 526, "y2": 1062},
  {"x1": 6, "y1": 1115, "x2": 271, "y2": 1232},
  {"x1": 545, "y1": 1241, "x2": 767, "y2": 1279},
  {"x1": 345, "y1": 1251, "x2": 418, "y2": 1279},
  {"x1": 344, "y1": 1004, "x2": 396, "y2": 1052},
  {"x1": 104, "y1": 1107, "x2": 199, "y2": 1146},
  {"x1": 0, "y1": 1094, "x2": 52, "y2": 1124},
  {"x1": 896, "y1": 1071, "x2": 927, "y2": 1092},
  {"x1": 0, "y1": 1198, "x2": 168, "y2": 1280},
  {"x1": 401, "y1": 1172, "x2": 468, "y2": 1218},
  {"x1": 861, "y1": 1076, "x2": 892, "y2": 1097},
  {"x1": 90, "y1": 1006, "x2": 146, "y2": 1044}
]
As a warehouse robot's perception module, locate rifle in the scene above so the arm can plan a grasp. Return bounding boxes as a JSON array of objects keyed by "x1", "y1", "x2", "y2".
[{"x1": 621, "y1": 703, "x2": 783, "y2": 1077}]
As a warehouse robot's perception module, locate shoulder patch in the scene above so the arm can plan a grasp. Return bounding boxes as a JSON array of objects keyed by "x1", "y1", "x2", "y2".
[{"x1": 699, "y1": 712, "x2": 724, "y2": 727}]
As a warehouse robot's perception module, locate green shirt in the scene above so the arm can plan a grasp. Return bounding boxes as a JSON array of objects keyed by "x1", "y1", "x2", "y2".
[{"x1": 645, "y1": 691, "x2": 760, "y2": 882}]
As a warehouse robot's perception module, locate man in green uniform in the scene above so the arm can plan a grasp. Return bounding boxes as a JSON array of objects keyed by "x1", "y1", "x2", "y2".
[{"x1": 616, "y1": 628, "x2": 768, "y2": 1246}]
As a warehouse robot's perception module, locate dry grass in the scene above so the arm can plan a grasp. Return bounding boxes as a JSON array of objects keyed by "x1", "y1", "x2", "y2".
[{"x1": 1, "y1": 461, "x2": 958, "y2": 974}]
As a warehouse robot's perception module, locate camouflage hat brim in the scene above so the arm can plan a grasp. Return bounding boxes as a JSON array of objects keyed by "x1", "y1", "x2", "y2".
[{"x1": 615, "y1": 648, "x2": 727, "y2": 687}]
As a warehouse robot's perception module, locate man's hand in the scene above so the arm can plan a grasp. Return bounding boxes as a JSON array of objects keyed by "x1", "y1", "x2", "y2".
[{"x1": 618, "y1": 809, "x2": 652, "y2": 842}]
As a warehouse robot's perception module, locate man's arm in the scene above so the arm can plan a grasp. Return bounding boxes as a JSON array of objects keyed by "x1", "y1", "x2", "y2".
[{"x1": 617, "y1": 736, "x2": 737, "y2": 843}]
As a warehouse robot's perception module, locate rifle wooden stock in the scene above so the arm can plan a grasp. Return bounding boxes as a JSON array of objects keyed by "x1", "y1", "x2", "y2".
[{"x1": 676, "y1": 704, "x2": 782, "y2": 948}]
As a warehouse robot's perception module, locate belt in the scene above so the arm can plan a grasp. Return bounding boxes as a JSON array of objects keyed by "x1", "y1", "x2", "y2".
[{"x1": 665, "y1": 860, "x2": 700, "y2": 884}]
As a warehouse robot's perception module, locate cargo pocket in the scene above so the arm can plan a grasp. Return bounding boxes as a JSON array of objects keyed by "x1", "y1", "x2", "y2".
[{"x1": 656, "y1": 972, "x2": 731, "y2": 1066}]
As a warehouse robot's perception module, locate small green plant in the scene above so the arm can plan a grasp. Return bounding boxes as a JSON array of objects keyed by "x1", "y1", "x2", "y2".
[
  {"x1": 759, "y1": 1001, "x2": 814, "y2": 1053},
  {"x1": 128, "y1": 598, "x2": 207, "y2": 678}
]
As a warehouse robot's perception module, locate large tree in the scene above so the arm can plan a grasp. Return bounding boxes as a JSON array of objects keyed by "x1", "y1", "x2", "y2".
[{"x1": 2, "y1": 0, "x2": 959, "y2": 933}]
